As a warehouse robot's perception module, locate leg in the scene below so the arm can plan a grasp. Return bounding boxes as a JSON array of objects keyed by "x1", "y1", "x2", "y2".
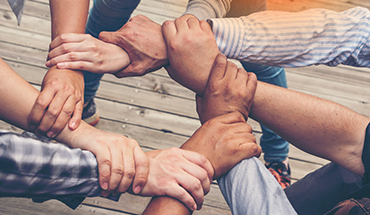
[
  {"x1": 285, "y1": 162, "x2": 362, "y2": 215},
  {"x1": 218, "y1": 157, "x2": 297, "y2": 215},
  {"x1": 83, "y1": 0, "x2": 141, "y2": 112},
  {"x1": 241, "y1": 62, "x2": 290, "y2": 188}
]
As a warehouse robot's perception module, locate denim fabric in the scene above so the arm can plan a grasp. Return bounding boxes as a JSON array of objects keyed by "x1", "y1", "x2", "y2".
[
  {"x1": 84, "y1": 0, "x2": 140, "y2": 102},
  {"x1": 218, "y1": 157, "x2": 297, "y2": 214},
  {"x1": 241, "y1": 62, "x2": 289, "y2": 163}
]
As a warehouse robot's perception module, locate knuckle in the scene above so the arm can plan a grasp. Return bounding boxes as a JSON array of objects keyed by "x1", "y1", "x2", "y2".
[
  {"x1": 47, "y1": 108, "x2": 59, "y2": 117},
  {"x1": 124, "y1": 168, "x2": 135, "y2": 180},
  {"x1": 35, "y1": 97, "x2": 49, "y2": 108},
  {"x1": 231, "y1": 111, "x2": 244, "y2": 121},
  {"x1": 60, "y1": 44, "x2": 70, "y2": 52},
  {"x1": 77, "y1": 61, "x2": 86, "y2": 70},
  {"x1": 62, "y1": 105, "x2": 74, "y2": 116},
  {"x1": 112, "y1": 168, "x2": 124, "y2": 176},
  {"x1": 67, "y1": 53, "x2": 77, "y2": 61}
]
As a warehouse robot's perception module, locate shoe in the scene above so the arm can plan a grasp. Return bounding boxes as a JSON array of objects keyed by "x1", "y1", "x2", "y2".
[
  {"x1": 82, "y1": 99, "x2": 99, "y2": 126},
  {"x1": 266, "y1": 161, "x2": 291, "y2": 189}
]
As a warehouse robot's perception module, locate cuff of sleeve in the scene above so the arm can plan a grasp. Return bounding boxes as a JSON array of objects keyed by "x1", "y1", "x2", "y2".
[{"x1": 210, "y1": 18, "x2": 246, "y2": 59}]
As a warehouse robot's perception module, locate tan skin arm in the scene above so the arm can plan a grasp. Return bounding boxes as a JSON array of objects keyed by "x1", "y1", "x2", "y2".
[{"x1": 27, "y1": 0, "x2": 90, "y2": 138}]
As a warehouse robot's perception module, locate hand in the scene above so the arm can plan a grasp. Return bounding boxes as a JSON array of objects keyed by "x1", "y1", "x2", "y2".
[
  {"x1": 196, "y1": 54, "x2": 258, "y2": 124},
  {"x1": 162, "y1": 16, "x2": 220, "y2": 95},
  {"x1": 45, "y1": 33, "x2": 130, "y2": 74},
  {"x1": 140, "y1": 148, "x2": 213, "y2": 211},
  {"x1": 68, "y1": 123, "x2": 149, "y2": 197},
  {"x1": 99, "y1": 15, "x2": 168, "y2": 78},
  {"x1": 28, "y1": 67, "x2": 84, "y2": 138},
  {"x1": 181, "y1": 112, "x2": 261, "y2": 179}
]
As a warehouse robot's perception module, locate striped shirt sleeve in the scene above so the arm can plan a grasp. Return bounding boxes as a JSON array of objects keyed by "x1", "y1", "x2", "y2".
[{"x1": 210, "y1": 7, "x2": 370, "y2": 68}]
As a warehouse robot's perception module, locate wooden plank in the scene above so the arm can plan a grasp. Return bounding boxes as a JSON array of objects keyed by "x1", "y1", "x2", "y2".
[
  {"x1": 267, "y1": 0, "x2": 369, "y2": 12},
  {"x1": 0, "y1": 198, "x2": 133, "y2": 215}
]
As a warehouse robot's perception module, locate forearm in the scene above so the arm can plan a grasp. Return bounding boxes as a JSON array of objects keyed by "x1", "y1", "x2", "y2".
[
  {"x1": 47, "y1": 0, "x2": 88, "y2": 92},
  {"x1": 0, "y1": 58, "x2": 89, "y2": 146},
  {"x1": 142, "y1": 196, "x2": 191, "y2": 215},
  {"x1": 250, "y1": 81, "x2": 370, "y2": 175},
  {"x1": 49, "y1": 0, "x2": 89, "y2": 39},
  {"x1": 184, "y1": 0, "x2": 231, "y2": 20},
  {"x1": 210, "y1": 7, "x2": 370, "y2": 67}
]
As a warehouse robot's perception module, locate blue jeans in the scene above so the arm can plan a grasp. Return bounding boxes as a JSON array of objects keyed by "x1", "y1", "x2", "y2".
[
  {"x1": 218, "y1": 157, "x2": 297, "y2": 214},
  {"x1": 83, "y1": 0, "x2": 141, "y2": 102},
  {"x1": 241, "y1": 62, "x2": 289, "y2": 163}
]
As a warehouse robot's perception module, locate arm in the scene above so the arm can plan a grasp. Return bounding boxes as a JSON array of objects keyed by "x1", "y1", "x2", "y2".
[
  {"x1": 143, "y1": 111, "x2": 261, "y2": 214},
  {"x1": 0, "y1": 58, "x2": 148, "y2": 197},
  {"x1": 162, "y1": 17, "x2": 370, "y2": 176},
  {"x1": 211, "y1": 7, "x2": 370, "y2": 68},
  {"x1": 0, "y1": 58, "x2": 217, "y2": 208},
  {"x1": 27, "y1": 0, "x2": 90, "y2": 138}
]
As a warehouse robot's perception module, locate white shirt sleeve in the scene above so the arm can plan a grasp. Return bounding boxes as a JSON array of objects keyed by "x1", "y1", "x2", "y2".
[{"x1": 210, "y1": 7, "x2": 370, "y2": 68}]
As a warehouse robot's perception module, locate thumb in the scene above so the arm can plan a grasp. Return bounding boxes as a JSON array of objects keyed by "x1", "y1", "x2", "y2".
[{"x1": 99, "y1": 31, "x2": 118, "y2": 45}]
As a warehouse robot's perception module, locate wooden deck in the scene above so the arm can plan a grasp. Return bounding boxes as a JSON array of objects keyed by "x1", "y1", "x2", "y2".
[{"x1": 0, "y1": 0, "x2": 370, "y2": 214}]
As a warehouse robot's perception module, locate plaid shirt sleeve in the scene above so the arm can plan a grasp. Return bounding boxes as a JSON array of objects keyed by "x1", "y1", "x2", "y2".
[{"x1": 0, "y1": 130, "x2": 119, "y2": 209}]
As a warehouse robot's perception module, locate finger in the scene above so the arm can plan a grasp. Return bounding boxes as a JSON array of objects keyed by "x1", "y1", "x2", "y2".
[
  {"x1": 132, "y1": 146, "x2": 149, "y2": 194},
  {"x1": 28, "y1": 88, "x2": 57, "y2": 132},
  {"x1": 224, "y1": 60, "x2": 239, "y2": 82},
  {"x1": 96, "y1": 148, "x2": 112, "y2": 195},
  {"x1": 69, "y1": 100, "x2": 83, "y2": 130},
  {"x1": 35, "y1": 90, "x2": 70, "y2": 136},
  {"x1": 166, "y1": 183, "x2": 198, "y2": 211},
  {"x1": 238, "y1": 134, "x2": 262, "y2": 158},
  {"x1": 180, "y1": 159, "x2": 211, "y2": 195},
  {"x1": 174, "y1": 172, "x2": 205, "y2": 210},
  {"x1": 227, "y1": 121, "x2": 253, "y2": 134},
  {"x1": 99, "y1": 31, "x2": 119, "y2": 45},
  {"x1": 174, "y1": 17, "x2": 189, "y2": 33},
  {"x1": 49, "y1": 33, "x2": 89, "y2": 50},
  {"x1": 162, "y1": 20, "x2": 177, "y2": 43},
  {"x1": 195, "y1": 94, "x2": 204, "y2": 123},
  {"x1": 48, "y1": 42, "x2": 87, "y2": 61},
  {"x1": 200, "y1": 20, "x2": 213, "y2": 32},
  {"x1": 47, "y1": 51, "x2": 93, "y2": 68},
  {"x1": 246, "y1": 72, "x2": 258, "y2": 99},
  {"x1": 113, "y1": 146, "x2": 135, "y2": 195},
  {"x1": 179, "y1": 149, "x2": 214, "y2": 183},
  {"x1": 209, "y1": 54, "x2": 228, "y2": 83},
  {"x1": 47, "y1": 95, "x2": 76, "y2": 138},
  {"x1": 107, "y1": 147, "x2": 125, "y2": 196},
  {"x1": 57, "y1": 61, "x2": 96, "y2": 72},
  {"x1": 187, "y1": 17, "x2": 201, "y2": 30}
]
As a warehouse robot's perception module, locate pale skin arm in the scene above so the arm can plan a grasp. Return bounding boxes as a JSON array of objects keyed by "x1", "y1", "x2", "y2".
[
  {"x1": 0, "y1": 58, "x2": 217, "y2": 208},
  {"x1": 28, "y1": 0, "x2": 90, "y2": 138},
  {"x1": 0, "y1": 58, "x2": 149, "y2": 197}
]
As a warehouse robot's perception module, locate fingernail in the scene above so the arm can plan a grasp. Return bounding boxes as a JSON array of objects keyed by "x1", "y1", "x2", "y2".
[
  {"x1": 29, "y1": 125, "x2": 35, "y2": 131},
  {"x1": 70, "y1": 121, "x2": 76, "y2": 130},
  {"x1": 57, "y1": 62, "x2": 65, "y2": 68},
  {"x1": 102, "y1": 182, "x2": 108, "y2": 190},
  {"x1": 133, "y1": 185, "x2": 142, "y2": 194},
  {"x1": 192, "y1": 204, "x2": 197, "y2": 211},
  {"x1": 47, "y1": 131, "x2": 54, "y2": 138}
]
